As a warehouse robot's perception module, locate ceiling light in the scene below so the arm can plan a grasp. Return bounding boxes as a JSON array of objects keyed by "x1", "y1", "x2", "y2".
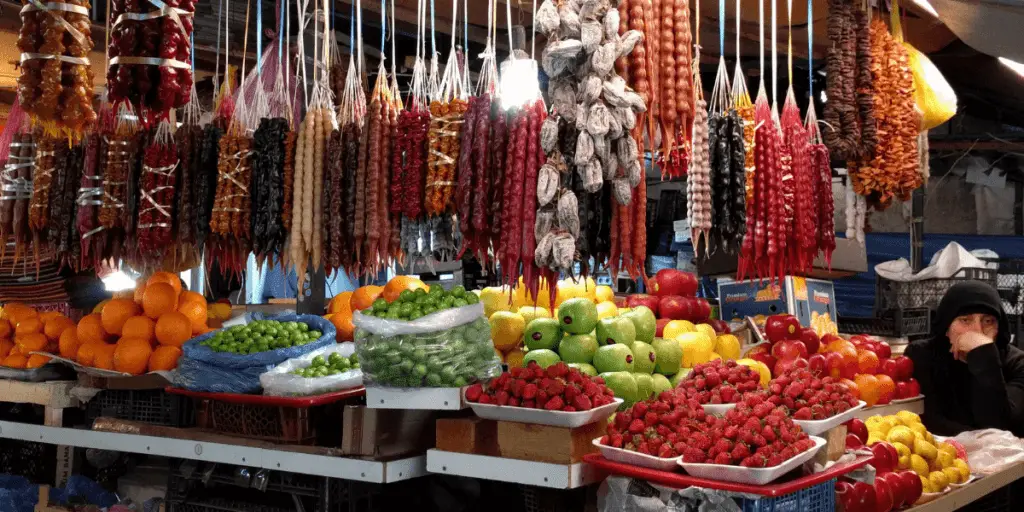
[
  {"x1": 499, "y1": 58, "x2": 541, "y2": 110},
  {"x1": 102, "y1": 270, "x2": 136, "y2": 292},
  {"x1": 912, "y1": 0, "x2": 939, "y2": 17},
  {"x1": 999, "y1": 57, "x2": 1024, "y2": 77}
]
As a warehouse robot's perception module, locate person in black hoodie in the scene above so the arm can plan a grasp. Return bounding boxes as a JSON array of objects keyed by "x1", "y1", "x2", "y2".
[{"x1": 906, "y1": 281, "x2": 1024, "y2": 437}]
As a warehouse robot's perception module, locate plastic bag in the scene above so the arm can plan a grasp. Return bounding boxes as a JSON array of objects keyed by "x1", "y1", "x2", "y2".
[
  {"x1": 353, "y1": 303, "x2": 501, "y2": 388},
  {"x1": 905, "y1": 43, "x2": 957, "y2": 130},
  {"x1": 260, "y1": 342, "x2": 363, "y2": 396},
  {"x1": 951, "y1": 428, "x2": 1024, "y2": 476},
  {"x1": 175, "y1": 314, "x2": 336, "y2": 393},
  {"x1": 597, "y1": 476, "x2": 748, "y2": 511}
]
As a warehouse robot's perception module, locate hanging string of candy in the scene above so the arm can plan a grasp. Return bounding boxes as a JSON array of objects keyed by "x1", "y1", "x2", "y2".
[
  {"x1": 804, "y1": 0, "x2": 836, "y2": 268},
  {"x1": 1, "y1": 131, "x2": 36, "y2": 265}
]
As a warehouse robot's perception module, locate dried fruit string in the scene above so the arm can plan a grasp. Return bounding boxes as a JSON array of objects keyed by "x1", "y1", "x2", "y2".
[
  {"x1": 1, "y1": 133, "x2": 35, "y2": 262},
  {"x1": 136, "y1": 120, "x2": 179, "y2": 265}
]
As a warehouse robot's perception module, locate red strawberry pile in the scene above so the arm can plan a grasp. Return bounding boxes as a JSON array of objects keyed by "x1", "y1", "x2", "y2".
[
  {"x1": 465, "y1": 362, "x2": 617, "y2": 411},
  {"x1": 682, "y1": 393, "x2": 817, "y2": 468},
  {"x1": 601, "y1": 391, "x2": 711, "y2": 459},
  {"x1": 677, "y1": 360, "x2": 762, "y2": 404},
  {"x1": 766, "y1": 367, "x2": 860, "y2": 420}
]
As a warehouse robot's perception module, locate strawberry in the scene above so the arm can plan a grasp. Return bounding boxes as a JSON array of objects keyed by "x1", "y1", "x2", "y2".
[
  {"x1": 714, "y1": 438, "x2": 733, "y2": 453},
  {"x1": 767, "y1": 454, "x2": 784, "y2": 467},
  {"x1": 633, "y1": 402, "x2": 649, "y2": 418},
  {"x1": 522, "y1": 399, "x2": 536, "y2": 408},
  {"x1": 563, "y1": 406, "x2": 576, "y2": 412},
  {"x1": 724, "y1": 425, "x2": 739, "y2": 440},
  {"x1": 713, "y1": 452, "x2": 733, "y2": 465},
  {"x1": 537, "y1": 390, "x2": 549, "y2": 405},
  {"x1": 522, "y1": 383, "x2": 538, "y2": 400},
  {"x1": 644, "y1": 411, "x2": 659, "y2": 426},
  {"x1": 628, "y1": 419, "x2": 646, "y2": 434},
  {"x1": 564, "y1": 384, "x2": 580, "y2": 401},
  {"x1": 762, "y1": 425, "x2": 777, "y2": 443},
  {"x1": 544, "y1": 396, "x2": 565, "y2": 410},
  {"x1": 545, "y1": 379, "x2": 565, "y2": 396},
  {"x1": 547, "y1": 362, "x2": 569, "y2": 378},
  {"x1": 572, "y1": 395, "x2": 593, "y2": 411},
  {"x1": 479, "y1": 394, "x2": 493, "y2": 405},
  {"x1": 658, "y1": 444, "x2": 674, "y2": 458},
  {"x1": 508, "y1": 397, "x2": 520, "y2": 407},
  {"x1": 740, "y1": 454, "x2": 766, "y2": 468},
  {"x1": 637, "y1": 442, "x2": 652, "y2": 455},
  {"x1": 465, "y1": 383, "x2": 483, "y2": 402},
  {"x1": 752, "y1": 402, "x2": 773, "y2": 418},
  {"x1": 610, "y1": 433, "x2": 624, "y2": 448},
  {"x1": 731, "y1": 443, "x2": 751, "y2": 460},
  {"x1": 683, "y1": 448, "x2": 706, "y2": 463},
  {"x1": 793, "y1": 407, "x2": 812, "y2": 420},
  {"x1": 615, "y1": 412, "x2": 632, "y2": 429},
  {"x1": 496, "y1": 390, "x2": 510, "y2": 406},
  {"x1": 751, "y1": 434, "x2": 767, "y2": 447}
]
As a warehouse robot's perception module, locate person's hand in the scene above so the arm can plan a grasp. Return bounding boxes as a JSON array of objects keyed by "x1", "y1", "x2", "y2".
[{"x1": 952, "y1": 331, "x2": 995, "y2": 362}]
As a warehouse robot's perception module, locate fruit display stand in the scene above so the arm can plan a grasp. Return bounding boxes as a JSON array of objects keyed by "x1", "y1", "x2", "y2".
[
  {"x1": 854, "y1": 396, "x2": 925, "y2": 420},
  {"x1": 904, "y1": 461, "x2": 1024, "y2": 512},
  {"x1": 365, "y1": 386, "x2": 467, "y2": 410}
]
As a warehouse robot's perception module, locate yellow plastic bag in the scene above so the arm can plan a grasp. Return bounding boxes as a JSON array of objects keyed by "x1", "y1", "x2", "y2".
[{"x1": 891, "y1": 1, "x2": 957, "y2": 130}]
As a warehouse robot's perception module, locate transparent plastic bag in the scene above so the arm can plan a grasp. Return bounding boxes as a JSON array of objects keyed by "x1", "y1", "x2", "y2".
[
  {"x1": 260, "y1": 342, "x2": 364, "y2": 396},
  {"x1": 951, "y1": 428, "x2": 1024, "y2": 476},
  {"x1": 353, "y1": 303, "x2": 501, "y2": 387}
]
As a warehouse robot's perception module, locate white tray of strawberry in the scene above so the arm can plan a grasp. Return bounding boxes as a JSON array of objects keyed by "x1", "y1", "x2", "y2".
[
  {"x1": 676, "y1": 360, "x2": 762, "y2": 415},
  {"x1": 464, "y1": 362, "x2": 621, "y2": 428},
  {"x1": 676, "y1": 394, "x2": 826, "y2": 485},
  {"x1": 596, "y1": 392, "x2": 715, "y2": 470},
  {"x1": 764, "y1": 367, "x2": 865, "y2": 435}
]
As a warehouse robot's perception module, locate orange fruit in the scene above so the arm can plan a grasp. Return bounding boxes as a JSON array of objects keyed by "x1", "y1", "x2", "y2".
[
  {"x1": 112, "y1": 290, "x2": 134, "y2": 300},
  {"x1": 38, "y1": 311, "x2": 62, "y2": 323},
  {"x1": 143, "y1": 283, "x2": 179, "y2": 319},
  {"x1": 0, "y1": 319, "x2": 10, "y2": 339},
  {"x1": 148, "y1": 345, "x2": 182, "y2": 372},
  {"x1": 14, "y1": 317, "x2": 42, "y2": 336},
  {"x1": 114, "y1": 338, "x2": 153, "y2": 375},
  {"x1": 146, "y1": 271, "x2": 182, "y2": 297},
  {"x1": 58, "y1": 328, "x2": 80, "y2": 359},
  {"x1": 133, "y1": 283, "x2": 147, "y2": 305},
  {"x1": 155, "y1": 312, "x2": 192, "y2": 347},
  {"x1": 3, "y1": 354, "x2": 27, "y2": 368},
  {"x1": 4, "y1": 304, "x2": 37, "y2": 326},
  {"x1": 76, "y1": 342, "x2": 100, "y2": 366},
  {"x1": 179, "y1": 290, "x2": 206, "y2": 307},
  {"x1": 876, "y1": 374, "x2": 896, "y2": 404},
  {"x1": 331, "y1": 313, "x2": 355, "y2": 342},
  {"x1": 178, "y1": 299, "x2": 208, "y2": 335},
  {"x1": 854, "y1": 374, "x2": 881, "y2": 407},
  {"x1": 857, "y1": 349, "x2": 881, "y2": 374},
  {"x1": 26, "y1": 354, "x2": 50, "y2": 369},
  {"x1": 381, "y1": 276, "x2": 429, "y2": 303},
  {"x1": 77, "y1": 313, "x2": 111, "y2": 345},
  {"x1": 0, "y1": 339, "x2": 13, "y2": 358},
  {"x1": 350, "y1": 285, "x2": 384, "y2": 312},
  {"x1": 43, "y1": 316, "x2": 74, "y2": 341},
  {"x1": 101, "y1": 299, "x2": 142, "y2": 336},
  {"x1": 121, "y1": 316, "x2": 156, "y2": 343},
  {"x1": 17, "y1": 332, "x2": 47, "y2": 352},
  {"x1": 92, "y1": 344, "x2": 116, "y2": 370},
  {"x1": 328, "y1": 291, "x2": 353, "y2": 315},
  {"x1": 839, "y1": 378, "x2": 861, "y2": 399}
]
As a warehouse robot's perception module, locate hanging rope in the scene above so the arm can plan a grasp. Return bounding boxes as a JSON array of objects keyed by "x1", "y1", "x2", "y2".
[
  {"x1": 256, "y1": 0, "x2": 262, "y2": 73},
  {"x1": 807, "y1": 0, "x2": 813, "y2": 99}
]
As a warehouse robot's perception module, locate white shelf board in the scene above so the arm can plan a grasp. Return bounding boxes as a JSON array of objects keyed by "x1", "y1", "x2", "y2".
[
  {"x1": 427, "y1": 449, "x2": 603, "y2": 489},
  {"x1": 852, "y1": 397, "x2": 925, "y2": 420},
  {"x1": 0, "y1": 421, "x2": 426, "y2": 484},
  {"x1": 366, "y1": 386, "x2": 467, "y2": 410}
]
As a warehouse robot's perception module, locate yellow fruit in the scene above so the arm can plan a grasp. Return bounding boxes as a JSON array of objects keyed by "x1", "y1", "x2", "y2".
[
  {"x1": 914, "y1": 438, "x2": 938, "y2": 462},
  {"x1": 595, "y1": 285, "x2": 614, "y2": 303},
  {"x1": 897, "y1": 410, "x2": 922, "y2": 426},
  {"x1": 909, "y1": 422, "x2": 929, "y2": 440},
  {"x1": 954, "y1": 459, "x2": 971, "y2": 482},
  {"x1": 923, "y1": 430, "x2": 935, "y2": 445},
  {"x1": 663, "y1": 320, "x2": 696, "y2": 339},
  {"x1": 490, "y1": 311, "x2": 526, "y2": 352},
  {"x1": 505, "y1": 348, "x2": 525, "y2": 368},
  {"x1": 694, "y1": 323, "x2": 717, "y2": 343},
  {"x1": 887, "y1": 426, "x2": 916, "y2": 447},
  {"x1": 678, "y1": 332, "x2": 714, "y2": 368},
  {"x1": 920, "y1": 476, "x2": 933, "y2": 494},
  {"x1": 867, "y1": 435, "x2": 883, "y2": 446},
  {"x1": 942, "y1": 466, "x2": 962, "y2": 485},
  {"x1": 517, "y1": 306, "x2": 552, "y2": 326},
  {"x1": 865, "y1": 416, "x2": 885, "y2": 431},
  {"x1": 596, "y1": 302, "x2": 619, "y2": 319},
  {"x1": 480, "y1": 286, "x2": 513, "y2": 318},
  {"x1": 928, "y1": 471, "x2": 949, "y2": 492},
  {"x1": 938, "y1": 442, "x2": 957, "y2": 460},
  {"x1": 709, "y1": 352, "x2": 721, "y2": 361},
  {"x1": 894, "y1": 442, "x2": 912, "y2": 469},
  {"x1": 898, "y1": 454, "x2": 911, "y2": 470},
  {"x1": 714, "y1": 334, "x2": 741, "y2": 360},
  {"x1": 875, "y1": 417, "x2": 897, "y2": 437},
  {"x1": 935, "y1": 451, "x2": 955, "y2": 470},
  {"x1": 580, "y1": 277, "x2": 598, "y2": 303},
  {"x1": 735, "y1": 358, "x2": 771, "y2": 387},
  {"x1": 910, "y1": 454, "x2": 930, "y2": 476}
]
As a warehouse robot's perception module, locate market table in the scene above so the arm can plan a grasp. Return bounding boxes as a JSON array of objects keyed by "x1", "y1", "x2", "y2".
[{"x1": 905, "y1": 462, "x2": 1024, "y2": 512}]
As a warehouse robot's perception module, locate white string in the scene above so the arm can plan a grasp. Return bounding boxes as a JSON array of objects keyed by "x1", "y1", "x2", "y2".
[
  {"x1": 505, "y1": 0, "x2": 514, "y2": 59},
  {"x1": 735, "y1": 0, "x2": 740, "y2": 64},
  {"x1": 450, "y1": 0, "x2": 457, "y2": 50},
  {"x1": 356, "y1": 0, "x2": 363, "y2": 77},
  {"x1": 771, "y1": 0, "x2": 778, "y2": 110},
  {"x1": 759, "y1": 0, "x2": 764, "y2": 77},
  {"x1": 531, "y1": 0, "x2": 537, "y2": 60}
]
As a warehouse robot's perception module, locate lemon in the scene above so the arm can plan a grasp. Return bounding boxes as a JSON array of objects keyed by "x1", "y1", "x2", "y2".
[
  {"x1": 914, "y1": 438, "x2": 939, "y2": 462},
  {"x1": 920, "y1": 475, "x2": 933, "y2": 494},
  {"x1": 694, "y1": 323, "x2": 718, "y2": 343},
  {"x1": 595, "y1": 302, "x2": 618, "y2": 319},
  {"x1": 505, "y1": 347, "x2": 525, "y2": 368},
  {"x1": 865, "y1": 416, "x2": 886, "y2": 432},
  {"x1": 595, "y1": 285, "x2": 614, "y2": 303},
  {"x1": 663, "y1": 320, "x2": 696, "y2": 339},
  {"x1": 954, "y1": 459, "x2": 971, "y2": 482},
  {"x1": 909, "y1": 422, "x2": 929, "y2": 439},
  {"x1": 887, "y1": 426, "x2": 916, "y2": 447},
  {"x1": 875, "y1": 417, "x2": 897, "y2": 437},
  {"x1": 897, "y1": 410, "x2": 922, "y2": 426},
  {"x1": 924, "y1": 430, "x2": 935, "y2": 445},
  {"x1": 709, "y1": 352, "x2": 722, "y2": 361},
  {"x1": 929, "y1": 470, "x2": 950, "y2": 492},
  {"x1": 943, "y1": 466, "x2": 962, "y2": 485},
  {"x1": 910, "y1": 454, "x2": 930, "y2": 476},
  {"x1": 867, "y1": 435, "x2": 884, "y2": 446},
  {"x1": 935, "y1": 450, "x2": 956, "y2": 470},
  {"x1": 678, "y1": 332, "x2": 714, "y2": 368},
  {"x1": 490, "y1": 311, "x2": 526, "y2": 352},
  {"x1": 898, "y1": 454, "x2": 912, "y2": 470},
  {"x1": 481, "y1": 286, "x2": 514, "y2": 318},
  {"x1": 938, "y1": 442, "x2": 957, "y2": 459},
  {"x1": 517, "y1": 306, "x2": 552, "y2": 326},
  {"x1": 714, "y1": 334, "x2": 741, "y2": 360},
  {"x1": 893, "y1": 442, "x2": 912, "y2": 469}
]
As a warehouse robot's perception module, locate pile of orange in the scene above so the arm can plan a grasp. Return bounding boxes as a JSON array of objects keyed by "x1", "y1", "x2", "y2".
[
  {"x1": 0, "y1": 303, "x2": 73, "y2": 369},
  {"x1": 324, "y1": 277, "x2": 429, "y2": 342}
]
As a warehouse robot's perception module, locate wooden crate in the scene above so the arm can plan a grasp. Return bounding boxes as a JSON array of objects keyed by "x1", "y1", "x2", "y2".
[
  {"x1": 435, "y1": 417, "x2": 606, "y2": 464},
  {"x1": 0, "y1": 380, "x2": 78, "y2": 486}
]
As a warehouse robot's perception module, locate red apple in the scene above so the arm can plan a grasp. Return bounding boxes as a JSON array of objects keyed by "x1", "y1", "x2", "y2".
[
  {"x1": 881, "y1": 359, "x2": 899, "y2": 381},
  {"x1": 692, "y1": 298, "x2": 712, "y2": 321},
  {"x1": 747, "y1": 350, "x2": 777, "y2": 373},
  {"x1": 658, "y1": 295, "x2": 693, "y2": 320},
  {"x1": 853, "y1": 482, "x2": 877, "y2": 512},
  {"x1": 877, "y1": 472, "x2": 905, "y2": 509},
  {"x1": 799, "y1": 328, "x2": 821, "y2": 354},
  {"x1": 836, "y1": 480, "x2": 856, "y2": 512},
  {"x1": 899, "y1": 471, "x2": 923, "y2": 506},
  {"x1": 808, "y1": 353, "x2": 828, "y2": 376},
  {"x1": 893, "y1": 356, "x2": 914, "y2": 381},
  {"x1": 625, "y1": 294, "x2": 660, "y2": 316},
  {"x1": 773, "y1": 357, "x2": 809, "y2": 377},
  {"x1": 850, "y1": 335, "x2": 870, "y2": 346},
  {"x1": 781, "y1": 315, "x2": 803, "y2": 340},
  {"x1": 872, "y1": 342, "x2": 892, "y2": 360},
  {"x1": 825, "y1": 351, "x2": 846, "y2": 379},
  {"x1": 772, "y1": 340, "x2": 809, "y2": 361},
  {"x1": 656, "y1": 318, "x2": 671, "y2": 338},
  {"x1": 874, "y1": 474, "x2": 895, "y2": 512},
  {"x1": 904, "y1": 378, "x2": 921, "y2": 398},
  {"x1": 764, "y1": 315, "x2": 800, "y2": 343},
  {"x1": 895, "y1": 381, "x2": 910, "y2": 399},
  {"x1": 871, "y1": 442, "x2": 898, "y2": 474},
  {"x1": 653, "y1": 269, "x2": 698, "y2": 297},
  {"x1": 846, "y1": 418, "x2": 869, "y2": 444},
  {"x1": 709, "y1": 319, "x2": 731, "y2": 334},
  {"x1": 846, "y1": 433, "x2": 865, "y2": 449}
]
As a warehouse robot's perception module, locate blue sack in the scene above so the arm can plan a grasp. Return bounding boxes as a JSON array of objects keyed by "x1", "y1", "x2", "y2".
[{"x1": 175, "y1": 314, "x2": 336, "y2": 393}]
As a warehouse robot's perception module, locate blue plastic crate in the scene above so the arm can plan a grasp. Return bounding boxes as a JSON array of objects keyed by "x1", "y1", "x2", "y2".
[{"x1": 738, "y1": 479, "x2": 835, "y2": 512}]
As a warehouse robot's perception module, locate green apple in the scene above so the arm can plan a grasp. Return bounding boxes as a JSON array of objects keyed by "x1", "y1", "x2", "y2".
[
  {"x1": 568, "y1": 362, "x2": 598, "y2": 377},
  {"x1": 669, "y1": 368, "x2": 693, "y2": 388},
  {"x1": 524, "y1": 318, "x2": 562, "y2": 351},
  {"x1": 651, "y1": 337, "x2": 683, "y2": 375},
  {"x1": 559, "y1": 334, "x2": 599, "y2": 364},
  {"x1": 593, "y1": 344, "x2": 634, "y2": 373},
  {"x1": 557, "y1": 298, "x2": 599, "y2": 334},
  {"x1": 652, "y1": 373, "x2": 673, "y2": 394},
  {"x1": 631, "y1": 341, "x2": 657, "y2": 374},
  {"x1": 600, "y1": 371, "x2": 639, "y2": 403},
  {"x1": 623, "y1": 306, "x2": 657, "y2": 343},
  {"x1": 522, "y1": 349, "x2": 561, "y2": 368},
  {"x1": 634, "y1": 373, "x2": 654, "y2": 400},
  {"x1": 596, "y1": 317, "x2": 636, "y2": 348}
]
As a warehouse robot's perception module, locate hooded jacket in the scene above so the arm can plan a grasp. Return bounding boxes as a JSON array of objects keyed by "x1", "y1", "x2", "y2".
[{"x1": 905, "y1": 281, "x2": 1024, "y2": 437}]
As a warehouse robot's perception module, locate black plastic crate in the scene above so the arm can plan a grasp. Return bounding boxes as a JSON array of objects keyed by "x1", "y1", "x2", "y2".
[
  {"x1": 875, "y1": 267, "x2": 997, "y2": 314},
  {"x1": 838, "y1": 308, "x2": 931, "y2": 338},
  {"x1": 86, "y1": 389, "x2": 195, "y2": 427},
  {"x1": 0, "y1": 439, "x2": 56, "y2": 485}
]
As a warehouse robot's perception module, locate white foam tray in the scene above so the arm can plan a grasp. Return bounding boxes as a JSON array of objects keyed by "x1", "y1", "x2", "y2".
[
  {"x1": 701, "y1": 403, "x2": 737, "y2": 416},
  {"x1": 592, "y1": 438, "x2": 682, "y2": 471},
  {"x1": 677, "y1": 436, "x2": 826, "y2": 485},
  {"x1": 891, "y1": 394, "x2": 925, "y2": 404},
  {"x1": 468, "y1": 398, "x2": 623, "y2": 428},
  {"x1": 793, "y1": 401, "x2": 867, "y2": 435}
]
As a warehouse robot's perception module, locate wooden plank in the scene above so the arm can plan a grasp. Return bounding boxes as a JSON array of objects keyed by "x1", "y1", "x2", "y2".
[
  {"x1": 0, "y1": 380, "x2": 78, "y2": 408},
  {"x1": 435, "y1": 417, "x2": 498, "y2": 455},
  {"x1": 905, "y1": 462, "x2": 1024, "y2": 512},
  {"x1": 495, "y1": 420, "x2": 606, "y2": 464}
]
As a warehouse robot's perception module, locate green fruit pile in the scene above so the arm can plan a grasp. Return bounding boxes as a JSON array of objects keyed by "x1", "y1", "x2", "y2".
[
  {"x1": 361, "y1": 285, "x2": 480, "y2": 320},
  {"x1": 200, "y1": 320, "x2": 323, "y2": 354},
  {"x1": 355, "y1": 316, "x2": 499, "y2": 387},
  {"x1": 290, "y1": 353, "x2": 360, "y2": 378}
]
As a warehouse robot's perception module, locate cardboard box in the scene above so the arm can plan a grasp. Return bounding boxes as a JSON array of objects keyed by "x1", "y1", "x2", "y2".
[
  {"x1": 717, "y1": 277, "x2": 838, "y2": 335},
  {"x1": 495, "y1": 420, "x2": 606, "y2": 464},
  {"x1": 340, "y1": 406, "x2": 436, "y2": 459},
  {"x1": 435, "y1": 416, "x2": 498, "y2": 455}
]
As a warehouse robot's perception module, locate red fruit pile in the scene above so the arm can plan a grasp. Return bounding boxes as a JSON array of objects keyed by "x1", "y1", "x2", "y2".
[
  {"x1": 767, "y1": 367, "x2": 860, "y2": 420},
  {"x1": 601, "y1": 391, "x2": 711, "y2": 458},
  {"x1": 677, "y1": 360, "x2": 762, "y2": 404},
  {"x1": 680, "y1": 393, "x2": 817, "y2": 468},
  {"x1": 464, "y1": 362, "x2": 616, "y2": 411}
]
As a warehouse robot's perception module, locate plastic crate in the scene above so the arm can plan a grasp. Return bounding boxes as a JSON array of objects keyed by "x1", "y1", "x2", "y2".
[
  {"x1": 0, "y1": 439, "x2": 56, "y2": 485},
  {"x1": 838, "y1": 308, "x2": 931, "y2": 338},
  {"x1": 738, "y1": 479, "x2": 835, "y2": 512},
  {"x1": 196, "y1": 399, "x2": 329, "y2": 444},
  {"x1": 875, "y1": 267, "x2": 997, "y2": 314},
  {"x1": 86, "y1": 389, "x2": 195, "y2": 427}
]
